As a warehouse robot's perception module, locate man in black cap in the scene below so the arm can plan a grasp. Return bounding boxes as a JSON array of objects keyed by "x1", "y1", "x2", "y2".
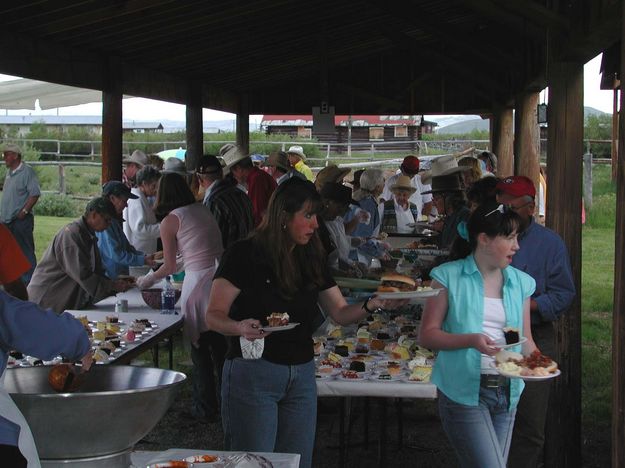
[
  {"x1": 27, "y1": 197, "x2": 132, "y2": 313},
  {"x1": 96, "y1": 181, "x2": 156, "y2": 279},
  {"x1": 196, "y1": 155, "x2": 254, "y2": 249}
]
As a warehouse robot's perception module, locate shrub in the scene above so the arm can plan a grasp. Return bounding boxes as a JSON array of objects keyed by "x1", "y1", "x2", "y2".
[{"x1": 34, "y1": 194, "x2": 81, "y2": 217}]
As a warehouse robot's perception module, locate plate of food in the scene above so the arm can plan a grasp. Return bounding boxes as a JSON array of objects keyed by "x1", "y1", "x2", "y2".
[
  {"x1": 183, "y1": 454, "x2": 222, "y2": 464},
  {"x1": 261, "y1": 323, "x2": 299, "y2": 332},
  {"x1": 492, "y1": 350, "x2": 560, "y2": 381},
  {"x1": 496, "y1": 336, "x2": 528, "y2": 349},
  {"x1": 336, "y1": 370, "x2": 370, "y2": 381},
  {"x1": 374, "y1": 273, "x2": 440, "y2": 299}
]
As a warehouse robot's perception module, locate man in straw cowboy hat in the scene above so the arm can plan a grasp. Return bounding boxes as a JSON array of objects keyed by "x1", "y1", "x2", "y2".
[
  {"x1": 122, "y1": 149, "x2": 148, "y2": 188},
  {"x1": 221, "y1": 145, "x2": 276, "y2": 226},
  {"x1": 379, "y1": 175, "x2": 421, "y2": 234},
  {"x1": 313, "y1": 164, "x2": 351, "y2": 192},
  {"x1": 381, "y1": 155, "x2": 433, "y2": 218},
  {"x1": 263, "y1": 150, "x2": 306, "y2": 185},
  {"x1": 286, "y1": 145, "x2": 314, "y2": 181}
]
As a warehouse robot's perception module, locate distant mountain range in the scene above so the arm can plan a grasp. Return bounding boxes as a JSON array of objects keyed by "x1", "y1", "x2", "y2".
[{"x1": 433, "y1": 107, "x2": 609, "y2": 135}]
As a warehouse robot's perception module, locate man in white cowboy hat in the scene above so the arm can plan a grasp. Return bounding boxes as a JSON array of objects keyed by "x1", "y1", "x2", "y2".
[
  {"x1": 286, "y1": 145, "x2": 314, "y2": 181},
  {"x1": 222, "y1": 145, "x2": 276, "y2": 226},
  {"x1": 381, "y1": 155, "x2": 433, "y2": 218},
  {"x1": 378, "y1": 174, "x2": 421, "y2": 234},
  {"x1": 122, "y1": 149, "x2": 148, "y2": 188},
  {"x1": 1, "y1": 144, "x2": 40, "y2": 285},
  {"x1": 419, "y1": 154, "x2": 471, "y2": 186}
]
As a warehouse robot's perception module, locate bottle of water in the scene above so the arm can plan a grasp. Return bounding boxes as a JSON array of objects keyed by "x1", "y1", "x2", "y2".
[{"x1": 161, "y1": 276, "x2": 176, "y2": 315}]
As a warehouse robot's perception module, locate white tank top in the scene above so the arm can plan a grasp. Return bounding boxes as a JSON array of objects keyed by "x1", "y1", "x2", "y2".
[{"x1": 480, "y1": 297, "x2": 506, "y2": 374}]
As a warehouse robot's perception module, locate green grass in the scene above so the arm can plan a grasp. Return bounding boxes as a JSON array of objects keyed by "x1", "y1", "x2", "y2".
[{"x1": 34, "y1": 215, "x2": 73, "y2": 259}]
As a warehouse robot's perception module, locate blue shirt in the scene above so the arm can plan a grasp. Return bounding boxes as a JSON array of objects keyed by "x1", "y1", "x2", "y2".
[
  {"x1": 0, "y1": 162, "x2": 40, "y2": 223},
  {"x1": 95, "y1": 218, "x2": 145, "y2": 279},
  {"x1": 511, "y1": 219, "x2": 575, "y2": 324},
  {"x1": 429, "y1": 255, "x2": 536, "y2": 407},
  {"x1": 344, "y1": 195, "x2": 380, "y2": 238},
  {"x1": 0, "y1": 291, "x2": 90, "y2": 446}
]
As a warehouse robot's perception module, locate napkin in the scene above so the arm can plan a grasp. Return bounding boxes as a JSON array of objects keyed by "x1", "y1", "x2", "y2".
[{"x1": 240, "y1": 337, "x2": 264, "y2": 359}]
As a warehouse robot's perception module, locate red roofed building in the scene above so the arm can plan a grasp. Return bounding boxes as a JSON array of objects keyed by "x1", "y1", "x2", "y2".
[{"x1": 260, "y1": 115, "x2": 437, "y2": 144}]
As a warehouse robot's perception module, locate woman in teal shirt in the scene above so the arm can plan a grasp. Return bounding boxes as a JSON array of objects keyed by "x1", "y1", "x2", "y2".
[{"x1": 419, "y1": 201, "x2": 538, "y2": 468}]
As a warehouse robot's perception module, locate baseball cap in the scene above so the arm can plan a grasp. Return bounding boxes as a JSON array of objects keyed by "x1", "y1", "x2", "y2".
[
  {"x1": 400, "y1": 155, "x2": 420, "y2": 174},
  {"x1": 496, "y1": 176, "x2": 536, "y2": 198},
  {"x1": 102, "y1": 180, "x2": 138, "y2": 199}
]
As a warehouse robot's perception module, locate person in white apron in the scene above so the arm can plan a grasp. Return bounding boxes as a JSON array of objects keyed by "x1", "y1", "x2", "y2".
[{"x1": 0, "y1": 291, "x2": 92, "y2": 467}]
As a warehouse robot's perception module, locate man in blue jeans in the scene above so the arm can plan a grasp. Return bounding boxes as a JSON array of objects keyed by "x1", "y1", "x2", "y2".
[
  {"x1": 1, "y1": 144, "x2": 40, "y2": 284},
  {"x1": 496, "y1": 176, "x2": 575, "y2": 468}
]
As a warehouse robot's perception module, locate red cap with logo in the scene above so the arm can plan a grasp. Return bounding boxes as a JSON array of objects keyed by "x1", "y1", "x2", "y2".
[
  {"x1": 400, "y1": 156, "x2": 420, "y2": 174},
  {"x1": 496, "y1": 176, "x2": 536, "y2": 198}
]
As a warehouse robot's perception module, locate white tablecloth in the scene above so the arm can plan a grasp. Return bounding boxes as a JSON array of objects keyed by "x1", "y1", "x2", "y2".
[
  {"x1": 132, "y1": 448, "x2": 300, "y2": 468},
  {"x1": 316, "y1": 379, "x2": 436, "y2": 399}
]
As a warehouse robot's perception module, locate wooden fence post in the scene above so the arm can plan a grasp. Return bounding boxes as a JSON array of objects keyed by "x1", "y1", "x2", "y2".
[
  {"x1": 583, "y1": 152, "x2": 593, "y2": 209},
  {"x1": 58, "y1": 164, "x2": 66, "y2": 195}
]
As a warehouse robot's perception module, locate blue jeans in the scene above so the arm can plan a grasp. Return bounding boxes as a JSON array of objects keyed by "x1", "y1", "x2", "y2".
[
  {"x1": 221, "y1": 358, "x2": 317, "y2": 468},
  {"x1": 438, "y1": 384, "x2": 516, "y2": 468}
]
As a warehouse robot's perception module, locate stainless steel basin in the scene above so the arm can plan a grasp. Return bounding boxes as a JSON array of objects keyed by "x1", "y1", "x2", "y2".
[{"x1": 5, "y1": 365, "x2": 186, "y2": 460}]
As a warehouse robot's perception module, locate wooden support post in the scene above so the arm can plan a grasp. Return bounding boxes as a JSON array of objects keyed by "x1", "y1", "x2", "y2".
[
  {"x1": 235, "y1": 94, "x2": 250, "y2": 153},
  {"x1": 514, "y1": 92, "x2": 541, "y2": 188},
  {"x1": 491, "y1": 107, "x2": 514, "y2": 177},
  {"x1": 101, "y1": 59, "x2": 123, "y2": 183},
  {"x1": 612, "y1": 88, "x2": 619, "y2": 181},
  {"x1": 546, "y1": 61, "x2": 583, "y2": 468},
  {"x1": 613, "y1": 8, "x2": 625, "y2": 466},
  {"x1": 185, "y1": 81, "x2": 203, "y2": 173}
]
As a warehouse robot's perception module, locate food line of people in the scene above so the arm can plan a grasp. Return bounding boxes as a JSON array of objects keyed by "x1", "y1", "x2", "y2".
[{"x1": 1, "y1": 143, "x2": 574, "y2": 468}]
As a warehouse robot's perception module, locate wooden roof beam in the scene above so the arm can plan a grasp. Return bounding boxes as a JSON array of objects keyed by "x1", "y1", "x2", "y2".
[
  {"x1": 462, "y1": 0, "x2": 547, "y2": 40},
  {"x1": 490, "y1": 0, "x2": 570, "y2": 32}
]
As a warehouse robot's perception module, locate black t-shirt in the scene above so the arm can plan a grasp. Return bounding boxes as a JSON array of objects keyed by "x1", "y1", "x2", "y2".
[{"x1": 215, "y1": 238, "x2": 336, "y2": 365}]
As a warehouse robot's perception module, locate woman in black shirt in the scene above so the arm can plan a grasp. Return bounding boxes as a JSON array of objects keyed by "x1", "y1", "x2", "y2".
[{"x1": 206, "y1": 178, "x2": 400, "y2": 467}]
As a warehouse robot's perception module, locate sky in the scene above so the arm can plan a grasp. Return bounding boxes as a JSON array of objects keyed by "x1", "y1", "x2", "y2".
[{"x1": 0, "y1": 53, "x2": 616, "y2": 123}]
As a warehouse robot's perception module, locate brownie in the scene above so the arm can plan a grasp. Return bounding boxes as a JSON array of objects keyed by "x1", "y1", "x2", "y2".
[
  {"x1": 349, "y1": 361, "x2": 366, "y2": 372},
  {"x1": 334, "y1": 345, "x2": 349, "y2": 357},
  {"x1": 503, "y1": 327, "x2": 520, "y2": 344}
]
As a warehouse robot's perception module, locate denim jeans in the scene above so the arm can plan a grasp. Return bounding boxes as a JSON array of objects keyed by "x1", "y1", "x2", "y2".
[
  {"x1": 221, "y1": 358, "x2": 317, "y2": 468},
  {"x1": 438, "y1": 384, "x2": 516, "y2": 468}
]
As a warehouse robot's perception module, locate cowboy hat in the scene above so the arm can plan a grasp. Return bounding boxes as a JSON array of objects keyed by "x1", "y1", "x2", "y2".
[
  {"x1": 420, "y1": 155, "x2": 470, "y2": 185},
  {"x1": 286, "y1": 145, "x2": 307, "y2": 161},
  {"x1": 221, "y1": 145, "x2": 250, "y2": 174},
  {"x1": 314, "y1": 164, "x2": 351, "y2": 189},
  {"x1": 123, "y1": 149, "x2": 148, "y2": 167},
  {"x1": 422, "y1": 174, "x2": 464, "y2": 194},
  {"x1": 390, "y1": 175, "x2": 417, "y2": 194},
  {"x1": 162, "y1": 157, "x2": 191, "y2": 175}
]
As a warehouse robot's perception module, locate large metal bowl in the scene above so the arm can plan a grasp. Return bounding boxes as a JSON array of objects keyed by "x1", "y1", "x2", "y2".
[{"x1": 6, "y1": 365, "x2": 186, "y2": 460}]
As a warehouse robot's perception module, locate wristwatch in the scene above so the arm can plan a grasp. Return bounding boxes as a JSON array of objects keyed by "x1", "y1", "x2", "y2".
[
  {"x1": 21, "y1": 208, "x2": 29, "y2": 215},
  {"x1": 362, "y1": 295, "x2": 382, "y2": 314}
]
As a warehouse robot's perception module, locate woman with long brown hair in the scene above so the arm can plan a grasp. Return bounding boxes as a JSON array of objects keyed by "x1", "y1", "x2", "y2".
[{"x1": 205, "y1": 177, "x2": 404, "y2": 467}]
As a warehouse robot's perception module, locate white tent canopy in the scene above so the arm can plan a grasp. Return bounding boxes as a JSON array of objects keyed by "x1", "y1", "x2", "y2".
[{"x1": 0, "y1": 78, "x2": 127, "y2": 110}]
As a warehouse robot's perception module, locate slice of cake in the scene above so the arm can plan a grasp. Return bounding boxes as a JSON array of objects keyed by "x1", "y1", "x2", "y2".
[
  {"x1": 503, "y1": 327, "x2": 520, "y2": 344},
  {"x1": 266, "y1": 312, "x2": 290, "y2": 327}
]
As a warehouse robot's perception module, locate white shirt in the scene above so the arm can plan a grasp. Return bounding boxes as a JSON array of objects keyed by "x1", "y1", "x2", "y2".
[
  {"x1": 377, "y1": 199, "x2": 416, "y2": 234},
  {"x1": 381, "y1": 172, "x2": 432, "y2": 215},
  {"x1": 480, "y1": 297, "x2": 506, "y2": 373},
  {"x1": 123, "y1": 187, "x2": 160, "y2": 254},
  {"x1": 325, "y1": 217, "x2": 353, "y2": 266}
]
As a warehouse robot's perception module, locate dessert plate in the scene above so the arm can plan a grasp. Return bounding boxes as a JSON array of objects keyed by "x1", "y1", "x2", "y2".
[
  {"x1": 497, "y1": 336, "x2": 528, "y2": 349},
  {"x1": 261, "y1": 322, "x2": 300, "y2": 332}
]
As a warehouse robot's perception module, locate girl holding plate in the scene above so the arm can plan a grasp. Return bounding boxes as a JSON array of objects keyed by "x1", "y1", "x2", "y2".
[
  {"x1": 419, "y1": 201, "x2": 538, "y2": 468},
  {"x1": 205, "y1": 178, "x2": 405, "y2": 468}
]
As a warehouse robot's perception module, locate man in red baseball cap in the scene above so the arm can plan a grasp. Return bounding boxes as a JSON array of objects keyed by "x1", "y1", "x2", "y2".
[
  {"x1": 495, "y1": 176, "x2": 536, "y2": 231},
  {"x1": 496, "y1": 174, "x2": 575, "y2": 467},
  {"x1": 381, "y1": 155, "x2": 432, "y2": 217}
]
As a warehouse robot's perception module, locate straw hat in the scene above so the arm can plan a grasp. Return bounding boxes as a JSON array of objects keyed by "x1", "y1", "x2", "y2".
[
  {"x1": 286, "y1": 145, "x2": 307, "y2": 161},
  {"x1": 314, "y1": 165, "x2": 351, "y2": 189},
  {"x1": 221, "y1": 145, "x2": 250, "y2": 174},
  {"x1": 123, "y1": 149, "x2": 148, "y2": 167},
  {"x1": 420, "y1": 155, "x2": 470, "y2": 185},
  {"x1": 390, "y1": 175, "x2": 417, "y2": 194},
  {"x1": 2, "y1": 144, "x2": 21, "y2": 155}
]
